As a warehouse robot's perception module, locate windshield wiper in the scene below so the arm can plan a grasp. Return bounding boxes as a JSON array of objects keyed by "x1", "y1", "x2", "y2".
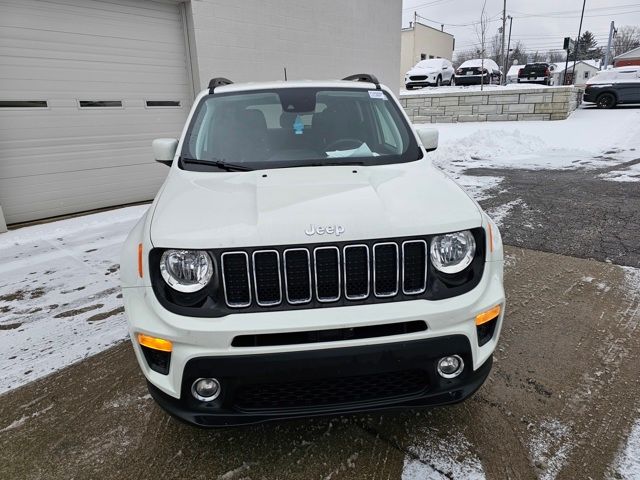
[{"x1": 179, "y1": 156, "x2": 252, "y2": 172}]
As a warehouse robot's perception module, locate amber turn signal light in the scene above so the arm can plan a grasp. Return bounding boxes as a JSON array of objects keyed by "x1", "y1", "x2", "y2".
[
  {"x1": 137, "y1": 243, "x2": 143, "y2": 278},
  {"x1": 138, "y1": 333, "x2": 173, "y2": 352},
  {"x1": 476, "y1": 305, "x2": 501, "y2": 326}
]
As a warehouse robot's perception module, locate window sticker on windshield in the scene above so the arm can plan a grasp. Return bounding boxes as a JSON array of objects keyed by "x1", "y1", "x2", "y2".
[
  {"x1": 368, "y1": 90, "x2": 385, "y2": 99},
  {"x1": 293, "y1": 115, "x2": 304, "y2": 135}
]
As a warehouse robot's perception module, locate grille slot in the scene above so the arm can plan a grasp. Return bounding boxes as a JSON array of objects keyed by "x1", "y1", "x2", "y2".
[
  {"x1": 232, "y1": 320, "x2": 427, "y2": 347},
  {"x1": 343, "y1": 245, "x2": 370, "y2": 300},
  {"x1": 252, "y1": 250, "x2": 282, "y2": 306},
  {"x1": 314, "y1": 247, "x2": 341, "y2": 302},
  {"x1": 283, "y1": 249, "x2": 312, "y2": 304},
  {"x1": 221, "y1": 252, "x2": 251, "y2": 307},
  {"x1": 373, "y1": 243, "x2": 399, "y2": 297},
  {"x1": 234, "y1": 369, "x2": 429, "y2": 411},
  {"x1": 402, "y1": 240, "x2": 427, "y2": 295},
  {"x1": 219, "y1": 239, "x2": 433, "y2": 308}
]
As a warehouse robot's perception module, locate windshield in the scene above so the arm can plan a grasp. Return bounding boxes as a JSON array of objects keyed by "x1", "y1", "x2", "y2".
[
  {"x1": 180, "y1": 87, "x2": 421, "y2": 171},
  {"x1": 416, "y1": 60, "x2": 442, "y2": 69}
]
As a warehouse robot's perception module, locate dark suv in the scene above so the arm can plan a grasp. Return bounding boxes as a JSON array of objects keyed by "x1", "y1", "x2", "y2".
[
  {"x1": 518, "y1": 63, "x2": 553, "y2": 85},
  {"x1": 583, "y1": 67, "x2": 640, "y2": 108}
]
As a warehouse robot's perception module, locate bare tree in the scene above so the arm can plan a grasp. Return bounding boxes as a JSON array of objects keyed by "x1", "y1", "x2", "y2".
[
  {"x1": 474, "y1": 0, "x2": 489, "y2": 90},
  {"x1": 489, "y1": 33, "x2": 503, "y2": 65},
  {"x1": 547, "y1": 50, "x2": 566, "y2": 63},
  {"x1": 509, "y1": 41, "x2": 528, "y2": 65},
  {"x1": 613, "y1": 26, "x2": 640, "y2": 58}
]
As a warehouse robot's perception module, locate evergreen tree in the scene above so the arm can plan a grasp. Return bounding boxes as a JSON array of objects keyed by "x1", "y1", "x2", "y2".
[{"x1": 576, "y1": 31, "x2": 602, "y2": 60}]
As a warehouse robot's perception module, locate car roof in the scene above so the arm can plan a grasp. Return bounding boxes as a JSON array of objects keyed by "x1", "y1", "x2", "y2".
[{"x1": 202, "y1": 79, "x2": 381, "y2": 95}]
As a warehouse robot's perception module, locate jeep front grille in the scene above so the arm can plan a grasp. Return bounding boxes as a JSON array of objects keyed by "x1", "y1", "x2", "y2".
[{"x1": 221, "y1": 240, "x2": 428, "y2": 308}]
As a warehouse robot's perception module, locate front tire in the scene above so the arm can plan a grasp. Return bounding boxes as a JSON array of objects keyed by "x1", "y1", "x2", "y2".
[
  {"x1": 436, "y1": 75, "x2": 442, "y2": 87},
  {"x1": 450, "y1": 76, "x2": 456, "y2": 86},
  {"x1": 596, "y1": 93, "x2": 616, "y2": 109}
]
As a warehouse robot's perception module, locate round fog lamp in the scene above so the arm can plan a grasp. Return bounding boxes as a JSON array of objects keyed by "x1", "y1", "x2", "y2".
[
  {"x1": 192, "y1": 377, "x2": 221, "y2": 401},
  {"x1": 437, "y1": 355, "x2": 464, "y2": 379}
]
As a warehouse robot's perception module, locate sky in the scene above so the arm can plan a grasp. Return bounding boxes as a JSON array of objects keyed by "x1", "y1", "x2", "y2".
[{"x1": 401, "y1": 0, "x2": 640, "y2": 56}]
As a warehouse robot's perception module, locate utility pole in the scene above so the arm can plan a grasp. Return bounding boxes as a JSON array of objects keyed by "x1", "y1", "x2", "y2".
[
  {"x1": 500, "y1": 0, "x2": 507, "y2": 84},
  {"x1": 504, "y1": 15, "x2": 513, "y2": 82},
  {"x1": 413, "y1": 11, "x2": 417, "y2": 65},
  {"x1": 570, "y1": 0, "x2": 587, "y2": 85},
  {"x1": 604, "y1": 21, "x2": 616, "y2": 68}
]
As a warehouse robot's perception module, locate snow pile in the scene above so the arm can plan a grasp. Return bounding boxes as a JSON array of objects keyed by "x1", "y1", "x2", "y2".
[
  {"x1": 401, "y1": 430, "x2": 485, "y2": 479},
  {"x1": 424, "y1": 106, "x2": 640, "y2": 198},
  {"x1": 0, "y1": 205, "x2": 147, "y2": 393}
]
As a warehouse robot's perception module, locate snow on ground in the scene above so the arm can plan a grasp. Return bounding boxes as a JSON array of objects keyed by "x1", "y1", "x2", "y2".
[
  {"x1": 609, "y1": 415, "x2": 640, "y2": 480},
  {"x1": 486, "y1": 199, "x2": 525, "y2": 228},
  {"x1": 426, "y1": 106, "x2": 640, "y2": 200},
  {"x1": 400, "y1": 83, "x2": 547, "y2": 96},
  {"x1": 600, "y1": 161, "x2": 640, "y2": 183},
  {"x1": 528, "y1": 418, "x2": 573, "y2": 480},
  {"x1": 0, "y1": 205, "x2": 147, "y2": 393},
  {"x1": 401, "y1": 429, "x2": 485, "y2": 479}
]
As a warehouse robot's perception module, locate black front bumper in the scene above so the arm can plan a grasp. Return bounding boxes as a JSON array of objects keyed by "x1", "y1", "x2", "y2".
[{"x1": 148, "y1": 335, "x2": 492, "y2": 427}]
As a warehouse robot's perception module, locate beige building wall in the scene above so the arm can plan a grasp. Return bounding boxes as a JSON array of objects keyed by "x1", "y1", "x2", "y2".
[
  {"x1": 400, "y1": 22, "x2": 454, "y2": 86},
  {"x1": 187, "y1": 0, "x2": 402, "y2": 93}
]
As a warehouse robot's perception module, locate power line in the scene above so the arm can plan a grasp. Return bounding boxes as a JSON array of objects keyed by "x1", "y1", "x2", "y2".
[{"x1": 402, "y1": 0, "x2": 455, "y2": 11}]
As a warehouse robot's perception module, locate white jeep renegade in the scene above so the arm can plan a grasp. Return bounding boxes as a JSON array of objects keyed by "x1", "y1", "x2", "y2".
[{"x1": 120, "y1": 74, "x2": 505, "y2": 427}]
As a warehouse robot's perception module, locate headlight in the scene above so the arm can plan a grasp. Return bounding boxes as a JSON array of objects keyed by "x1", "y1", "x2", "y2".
[
  {"x1": 160, "y1": 249, "x2": 213, "y2": 293},
  {"x1": 430, "y1": 230, "x2": 476, "y2": 274}
]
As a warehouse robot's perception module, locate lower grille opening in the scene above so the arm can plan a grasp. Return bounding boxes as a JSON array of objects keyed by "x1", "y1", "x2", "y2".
[
  {"x1": 141, "y1": 345, "x2": 171, "y2": 375},
  {"x1": 231, "y1": 320, "x2": 427, "y2": 347},
  {"x1": 234, "y1": 369, "x2": 429, "y2": 411},
  {"x1": 477, "y1": 318, "x2": 498, "y2": 347}
]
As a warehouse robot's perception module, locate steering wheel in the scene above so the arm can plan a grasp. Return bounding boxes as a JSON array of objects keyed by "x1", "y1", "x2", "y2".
[{"x1": 325, "y1": 138, "x2": 363, "y2": 151}]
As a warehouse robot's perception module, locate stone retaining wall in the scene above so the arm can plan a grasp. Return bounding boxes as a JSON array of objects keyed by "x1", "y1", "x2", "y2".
[{"x1": 400, "y1": 86, "x2": 582, "y2": 123}]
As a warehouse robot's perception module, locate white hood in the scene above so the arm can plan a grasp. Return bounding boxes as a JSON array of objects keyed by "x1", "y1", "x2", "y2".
[
  {"x1": 407, "y1": 67, "x2": 437, "y2": 76},
  {"x1": 150, "y1": 160, "x2": 482, "y2": 249}
]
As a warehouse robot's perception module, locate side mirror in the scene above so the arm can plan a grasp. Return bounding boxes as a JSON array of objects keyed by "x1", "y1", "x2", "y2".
[
  {"x1": 152, "y1": 138, "x2": 178, "y2": 166},
  {"x1": 416, "y1": 127, "x2": 438, "y2": 152}
]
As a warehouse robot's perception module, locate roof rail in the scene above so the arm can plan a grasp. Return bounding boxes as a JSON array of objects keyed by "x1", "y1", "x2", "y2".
[
  {"x1": 208, "y1": 77, "x2": 233, "y2": 94},
  {"x1": 342, "y1": 73, "x2": 381, "y2": 90}
]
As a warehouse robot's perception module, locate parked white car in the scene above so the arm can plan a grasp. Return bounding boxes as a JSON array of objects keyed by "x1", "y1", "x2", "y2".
[
  {"x1": 405, "y1": 59, "x2": 456, "y2": 89},
  {"x1": 121, "y1": 74, "x2": 505, "y2": 427}
]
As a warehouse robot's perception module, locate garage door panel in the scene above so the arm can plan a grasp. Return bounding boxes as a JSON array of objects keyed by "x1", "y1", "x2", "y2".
[
  {"x1": 0, "y1": 0, "x2": 192, "y2": 224},
  {"x1": 0, "y1": 80, "x2": 191, "y2": 97},
  {"x1": 1, "y1": 66, "x2": 189, "y2": 86},
  {"x1": 0, "y1": 164, "x2": 170, "y2": 223},
  {"x1": 2, "y1": 3, "x2": 185, "y2": 42},
  {"x1": 0, "y1": 28, "x2": 188, "y2": 57},
  {"x1": 22, "y1": 0, "x2": 183, "y2": 22},
  {"x1": 0, "y1": 41, "x2": 188, "y2": 68},
  {"x1": 0, "y1": 110, "x2": 187, "y2": 135}
]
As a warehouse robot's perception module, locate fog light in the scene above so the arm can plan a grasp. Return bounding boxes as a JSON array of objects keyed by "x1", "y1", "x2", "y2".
[
  {"x1": 192, "y1": 377, "x2": 221, "y2": 401},
  {"x1": 437, "y1": 355, "x2": 464, "y2": 379}
]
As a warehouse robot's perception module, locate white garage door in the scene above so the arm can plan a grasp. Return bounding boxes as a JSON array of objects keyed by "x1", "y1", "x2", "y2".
[{"x1": 0, "y1": 0, "x2": 193, "y2": 224}]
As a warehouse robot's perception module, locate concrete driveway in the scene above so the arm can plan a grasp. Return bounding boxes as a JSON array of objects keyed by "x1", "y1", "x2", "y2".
[{"x1": 1, "y1": 243, "x2": 639, "y2": 480}]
